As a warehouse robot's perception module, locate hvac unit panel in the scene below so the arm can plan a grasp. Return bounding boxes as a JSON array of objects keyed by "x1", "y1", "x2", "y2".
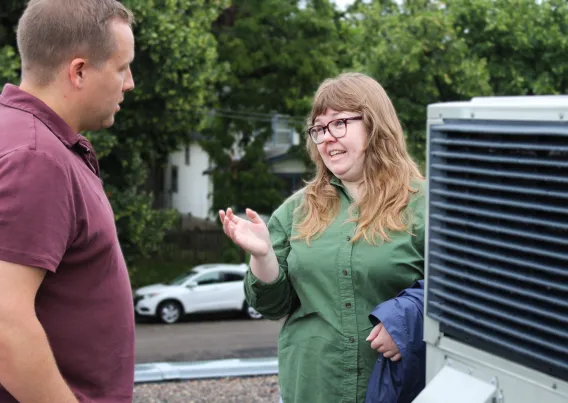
[{"x1": 426, "y1": 119, "x2": 568, "y2": 382}]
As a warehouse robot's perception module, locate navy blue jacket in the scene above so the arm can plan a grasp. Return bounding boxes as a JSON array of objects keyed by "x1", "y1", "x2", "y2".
[{"x1": 365, "y1": 280, "x2": 426, "y2": 403}]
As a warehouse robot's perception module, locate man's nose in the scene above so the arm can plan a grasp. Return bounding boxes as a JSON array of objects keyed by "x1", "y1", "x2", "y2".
[{"x1": 123, "y1": 68, "x2": 135, "y2": 92}]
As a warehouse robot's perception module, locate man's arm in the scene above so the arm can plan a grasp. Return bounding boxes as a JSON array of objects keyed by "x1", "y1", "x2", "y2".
[{"x1": 0, "y1": 260, "x2": 78, "y2": 403}]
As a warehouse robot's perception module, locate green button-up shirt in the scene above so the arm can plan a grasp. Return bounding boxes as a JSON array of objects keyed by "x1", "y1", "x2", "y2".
[{"x1": 245, "y1": 178, "x2": 425, "y2": 403}]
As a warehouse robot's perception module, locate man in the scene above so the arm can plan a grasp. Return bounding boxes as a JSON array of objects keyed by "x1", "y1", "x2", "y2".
[{"x1": 0, "y1": 0, "x2": 136, "y2": 402}]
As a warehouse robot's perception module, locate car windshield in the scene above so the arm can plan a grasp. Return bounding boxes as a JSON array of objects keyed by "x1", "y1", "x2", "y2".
[{"x1": 167, "y1": 271, "x2": 198, "y2": 286}]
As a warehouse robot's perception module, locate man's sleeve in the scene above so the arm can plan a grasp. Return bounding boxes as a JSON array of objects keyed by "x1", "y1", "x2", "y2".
[{"x1": 0, "y1": 149, "x2": 74, "y2": 272}]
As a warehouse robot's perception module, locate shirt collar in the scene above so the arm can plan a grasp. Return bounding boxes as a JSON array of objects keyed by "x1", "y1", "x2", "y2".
[
  {"x1": 329, "y1": 174, "x2": 356, "y2": 203},
  {"x1": 0, "y1": 84, "x2": 82, "y2": 148},
  {"x1": 330, "y1": 175, "x2": 344, "y2": 188}
]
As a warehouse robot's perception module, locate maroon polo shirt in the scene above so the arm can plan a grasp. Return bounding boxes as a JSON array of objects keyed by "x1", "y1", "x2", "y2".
[{"x1": 0, "y1": 84, "x2": 135, "y2": 402}]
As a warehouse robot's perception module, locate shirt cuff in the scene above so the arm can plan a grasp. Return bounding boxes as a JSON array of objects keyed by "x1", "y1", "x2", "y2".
[{"x1": 247, "y1": 266, "x2": 287, "y2": 293}]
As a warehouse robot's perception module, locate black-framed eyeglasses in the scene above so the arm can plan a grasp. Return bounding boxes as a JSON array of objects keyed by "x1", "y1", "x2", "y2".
[{"x1": 307, "y1": 116, "x2": 363, "y2": 144}]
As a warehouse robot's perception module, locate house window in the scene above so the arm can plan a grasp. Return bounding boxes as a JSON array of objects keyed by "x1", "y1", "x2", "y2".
[
  {"x1": 171, "y1": 165, "x2": 178, "y2": 193},
  {"x1": 185, "y1": 145, "x2": 190, "y2": 165}
]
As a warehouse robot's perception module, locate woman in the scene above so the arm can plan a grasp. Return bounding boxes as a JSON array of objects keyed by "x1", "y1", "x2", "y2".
[{"x1": 219, "y1": 72, "x2": 425, "y2": 402}]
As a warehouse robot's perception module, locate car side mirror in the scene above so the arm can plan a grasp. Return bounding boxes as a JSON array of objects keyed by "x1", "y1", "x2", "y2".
[{"x1": 186, "y1": 281, "x2": 198, "y2": 288}]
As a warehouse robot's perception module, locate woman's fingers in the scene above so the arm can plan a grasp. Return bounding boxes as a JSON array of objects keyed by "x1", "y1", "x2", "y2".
[
  {"x1": 366, "y1": 323, "x2": 382, "y2": 343},
  {"x1": 226, "y1": 218, "x2": 237, "y2": 240},
  {"x1": 383, "y1": 349, "x2": 396, "y2": 358},
  {"x1": 227, "y1": 207, "x2": 236, "y2": 222},
  {"x1": 371, "y1": 339, "x2": 382, "y2": 351},
  {"x1": 246, "y1": 208, "x2": 264, "y2": 224},
  {"x1": 220, "y1": 208, "x2": 269, "y2": 255}
]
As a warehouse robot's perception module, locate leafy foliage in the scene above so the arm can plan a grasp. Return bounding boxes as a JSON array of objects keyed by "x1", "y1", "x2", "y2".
[
  {"x1": 202, "y1": 0, "x2": 346, "y2": 215},
  {"x1": 1, "y1": 0, "x2": 567, "y2": 268},
  {"x1": 348, "y1": 0, "x2": 568, "y2": 166}
]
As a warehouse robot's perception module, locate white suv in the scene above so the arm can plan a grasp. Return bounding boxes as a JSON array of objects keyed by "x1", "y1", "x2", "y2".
[{"x1": 133, "y1": 263, "x2": 262, "y2": 324}]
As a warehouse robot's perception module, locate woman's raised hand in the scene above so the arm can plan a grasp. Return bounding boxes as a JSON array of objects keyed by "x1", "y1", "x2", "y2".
[{"x1": 219, "y1": 207, "x2": 271, "y2": 257}]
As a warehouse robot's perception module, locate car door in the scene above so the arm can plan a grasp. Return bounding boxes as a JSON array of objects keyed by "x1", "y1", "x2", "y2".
[
  {"x1": 217, "y1": 271, "x2": 246, "y2": 310},
  {"x1": 184, "y1": 270, "x2": 224, "y2": 313}
]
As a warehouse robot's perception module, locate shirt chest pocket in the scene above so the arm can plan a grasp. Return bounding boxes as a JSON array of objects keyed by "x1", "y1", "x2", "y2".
[{"x1": 287, "y1": 240, "x2": 341, "y2": 284}]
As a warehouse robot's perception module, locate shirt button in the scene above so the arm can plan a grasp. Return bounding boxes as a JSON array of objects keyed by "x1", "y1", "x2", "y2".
[
  {"x1": 346, "y1": 236, "x2": 351, "y2": 241},
  {"x1": 342, "y1": 270, "x2": 348, "y2": 276},
  {"x1": 346, "y1": 302, "x2": 351, "y2": 308},
  {"x1": 349, "y1": 337, "x2": 355, "y2": 343}
]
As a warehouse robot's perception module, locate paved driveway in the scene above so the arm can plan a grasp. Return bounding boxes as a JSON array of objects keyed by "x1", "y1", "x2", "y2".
[{"x1": 135, "y1": 313, "x2": 283, "y2": 363}]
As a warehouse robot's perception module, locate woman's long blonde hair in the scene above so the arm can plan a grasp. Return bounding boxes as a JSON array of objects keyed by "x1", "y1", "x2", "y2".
[{"x1": 293, "y1": 72, "x2": 424, "y2": 245}]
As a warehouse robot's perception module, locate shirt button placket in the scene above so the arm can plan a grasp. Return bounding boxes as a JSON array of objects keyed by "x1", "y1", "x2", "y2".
[{"x1": 337, "y1": 217, "x2": 357, "y2": 402}]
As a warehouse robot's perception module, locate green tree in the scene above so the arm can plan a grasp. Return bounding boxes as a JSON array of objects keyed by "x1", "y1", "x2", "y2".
[
  {"x1": 348, "y1": 0, "x2": 492, "y2": 167},
  {"x1": 349, "y1": 0, "x2": 568, "y2": 167},
  {"x1": 90, "y1": 0, "x2": 230, "y2": 267},
  {"x1": 447, "y1": 0, "x2": 568, "y2": 95},
  {"x1": 0, "y1": 0, "x2": 230, "y2": 268},
  {"x1": 0, "y1": 1, "x2": 22, "y2": 84},
  {"x1": 202, "y1": 0, "x2": 346, "y2": 215}
]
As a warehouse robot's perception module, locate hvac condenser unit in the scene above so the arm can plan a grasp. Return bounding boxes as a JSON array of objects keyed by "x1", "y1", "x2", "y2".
[{"x1": 414, "y1": 96, "x2": 568, "y2": 403}]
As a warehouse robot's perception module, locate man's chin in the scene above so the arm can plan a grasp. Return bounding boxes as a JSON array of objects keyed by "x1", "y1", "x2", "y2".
[{"x1": 101, "y1": 116, "x2": 116, "y2": 129}]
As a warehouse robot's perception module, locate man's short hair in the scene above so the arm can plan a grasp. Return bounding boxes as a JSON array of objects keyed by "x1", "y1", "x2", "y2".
[{"x1": 16, "y1": 0, "x2": 134, "y2": 86}]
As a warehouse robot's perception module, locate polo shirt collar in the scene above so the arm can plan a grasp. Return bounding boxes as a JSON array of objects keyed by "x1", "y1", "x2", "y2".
[{"x1": 0, "y1": 84, "x2": 82, "y2": 148}]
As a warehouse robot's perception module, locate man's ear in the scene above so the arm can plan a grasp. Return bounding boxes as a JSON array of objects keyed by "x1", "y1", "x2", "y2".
[{"x1": 68, "y1": 58, "x2": 87, "y2": 89}]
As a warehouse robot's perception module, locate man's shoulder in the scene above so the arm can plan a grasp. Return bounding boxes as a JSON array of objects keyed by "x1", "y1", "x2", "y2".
[
  {"x1": 0, "y1": 105, "x2": 72, "y2": 166},
  {"x1": 0, "y1": 103, "x2": 35, "y2": 154}
]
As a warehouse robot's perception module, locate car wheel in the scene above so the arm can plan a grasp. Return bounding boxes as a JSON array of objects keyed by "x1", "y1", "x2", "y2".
[
  {"x1": 243, "y1": 301, "x2": 263, "y2": 320},
  {"x1": 157, "y1": 300, "x2": 183, "y2": 324}
]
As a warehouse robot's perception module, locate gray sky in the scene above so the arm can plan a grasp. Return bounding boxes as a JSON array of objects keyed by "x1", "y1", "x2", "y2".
[{"x1": 332, "y1": 0, "x2": 355, "y2": 10}]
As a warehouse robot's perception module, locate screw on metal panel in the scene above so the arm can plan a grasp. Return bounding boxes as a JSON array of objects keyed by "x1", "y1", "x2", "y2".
[
  {"x1": 552, "y1": 383, "x2": 557, "y2": 390},
  {"x1": 435, "y1": 334, "x2": 442, "y2": 346},
  {"x1": 470, "y1": 112, "x2": 475, "y2": 118},
  {"x1": 490, "y1": 376, "x2": 497, "y2": 385},
  {"x1": 559, "y1": 113, "x2": 564, "y2": 120}
]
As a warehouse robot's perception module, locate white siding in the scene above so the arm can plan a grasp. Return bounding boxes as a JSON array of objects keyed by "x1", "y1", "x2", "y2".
[{"x1": 166, "y1": 143, "x2": 213, "y2": 220}]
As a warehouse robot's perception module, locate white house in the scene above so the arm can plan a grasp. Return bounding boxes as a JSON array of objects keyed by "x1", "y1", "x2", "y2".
[
  {"x1": 162, "y1": 142, "x2": 215, "y2": 220},
  {"x1": 158, "y1": 115, "x2": 307, "y2": 221}
]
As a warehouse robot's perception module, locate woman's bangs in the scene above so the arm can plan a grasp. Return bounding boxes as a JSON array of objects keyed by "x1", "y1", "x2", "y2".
[{"x1": 310, "y1": 82, "x2": 361, "y2": 123}]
